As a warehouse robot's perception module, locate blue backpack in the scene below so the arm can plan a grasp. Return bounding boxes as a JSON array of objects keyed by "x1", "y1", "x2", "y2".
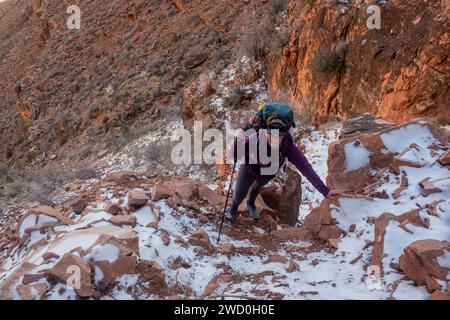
[{"x1": 246, "y1": 102, "x2": 295, "y2": 131}]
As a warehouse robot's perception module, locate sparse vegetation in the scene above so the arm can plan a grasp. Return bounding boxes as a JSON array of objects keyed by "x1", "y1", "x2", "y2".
[
  {"x1": 4, "y1": 146, "x2": 12, "y2": 158},
  {"x1": 310, "y1": 42, "x2": 348, "y2": 76},
  {"x1": 130, "y1": 141, "x2": 175, "y2": 171}
]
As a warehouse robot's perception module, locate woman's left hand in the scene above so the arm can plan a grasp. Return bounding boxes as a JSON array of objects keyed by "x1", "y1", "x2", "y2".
[{"x1": 327, "y1": 189, "x2": 345, "y2": 198}]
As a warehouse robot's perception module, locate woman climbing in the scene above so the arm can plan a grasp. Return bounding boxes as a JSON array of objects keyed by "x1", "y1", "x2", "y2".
[{"x1": 225, "y1": 102, "x2": 343, "y2": 221}]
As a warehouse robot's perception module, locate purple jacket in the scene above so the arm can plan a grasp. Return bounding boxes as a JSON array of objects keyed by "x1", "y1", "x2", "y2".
[{"x1": 231, "y1": 132, "x2": 330, "y2": 197}]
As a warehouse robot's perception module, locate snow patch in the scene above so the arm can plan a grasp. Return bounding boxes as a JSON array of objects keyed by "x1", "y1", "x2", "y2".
[{"x1": 344, "y1": 141, "x2": 371, "y2": 172}]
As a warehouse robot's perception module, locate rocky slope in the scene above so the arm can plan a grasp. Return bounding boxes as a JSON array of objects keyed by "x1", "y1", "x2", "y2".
[
  {"x1": 0, "y1": 0, "x2": 449, "y2": 301},
  {"x1": 0, "y1": 0, "x2": 283, "y2": 166}
]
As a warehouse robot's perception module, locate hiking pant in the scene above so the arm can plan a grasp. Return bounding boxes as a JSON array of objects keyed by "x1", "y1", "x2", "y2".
[{"x1": 230, "y1": 165, "x2": 274, "y2": 210}]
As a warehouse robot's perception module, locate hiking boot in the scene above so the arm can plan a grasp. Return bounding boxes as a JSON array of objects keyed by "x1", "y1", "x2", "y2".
[
  {"x1": 246, "y1": 201, "x2": 260, "y2": 220},
  {"x1": 225, "y1": 207, "x2": 237, "y2": 221}
]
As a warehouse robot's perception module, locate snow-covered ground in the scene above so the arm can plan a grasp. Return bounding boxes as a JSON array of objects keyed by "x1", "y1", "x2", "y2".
[
  {"x1": 3, "y1": 120, "x2": 447, "y2": 300},
  {"x1": 299, "y1": 125, "x2": 341, "y2": 220}
]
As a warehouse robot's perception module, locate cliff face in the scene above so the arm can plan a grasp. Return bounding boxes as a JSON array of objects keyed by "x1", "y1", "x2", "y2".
[
  {"x1": 0, "y1": 0, "x2": 448, "y2": 167},
  {"x1": 265, "y1": 0, "x2": 449, "y2": 125}
]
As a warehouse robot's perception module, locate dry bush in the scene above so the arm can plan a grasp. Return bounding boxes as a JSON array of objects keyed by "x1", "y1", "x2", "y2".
[
  {"x1": 29, "y1": 185, "x2": 55, "y2": 207},
  {"x1": 2, "y1": 182, "x2": 26, "y2": 203},
  {"x1": 271, "y1": 0, "x2": 289, "y2": 15},
  {"x1": 0, "y1": 163, "x2": 99, "y2": 205},
  {"x1": 146, "y1": 142, "x2": 174, "y2": 169},
  {"x1": 310, "y1": 42, "x2": 348, "y2": 76},
  {"x1": 70, "y1": 166, "x2": 99, "y2": 181},
  {"x1": 310, "y1": 48, "x2": 344, "y2": 75},
  {"x1": 240, "y1": 32, "x2": 264, "y2": 61}
]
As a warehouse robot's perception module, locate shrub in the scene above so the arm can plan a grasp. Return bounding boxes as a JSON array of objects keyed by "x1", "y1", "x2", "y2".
[
  {"x1": 271, "y1": 0, "x2": 289, "y2": 15},
  {"x1": 310, "y1": 43, "x2": 348, "y2": 76},
  {"x1": 70, "y1": 166, "x2": 99, "y2": 181}
]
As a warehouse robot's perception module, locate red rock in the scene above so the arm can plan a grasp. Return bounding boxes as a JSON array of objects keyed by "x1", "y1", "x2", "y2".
[
  {"x1": 319, "y1": 225, "x2": 342, "y2": 241},
  {"x1": 152, "y1": 183, "x2": 172, "y2": 202},
  {"x1": 111, "y1": 256, "x2": 138, "y2": 277},
  {"x1": 136, "y1": 260, "x2": 167, "y2": 292},
  {"x1": 438, "y1": 149, "x2": 450, "y2": 166},
  {"x1": 203, "y1": 275, "x2": 221, "y2": 297},
  {"x1": 216, "y1": 243, "x2": 234, "y2": 254},
  {"x1": 109, "y1": 215, "x2": 137, "y2": 227},
  {"x1": 259, "y1": 167, "x2": 302, "y2": 226},
  {"x1": 269, "y1": 0, "x2": 449, "y2": 125},
  {"x1": 258, "y1": 212, "x2": 278, "y2": 233},
  {"x1": 328, "y1": 239, "x2": 339, "y2": 249},
  {"x1": 66, "y1": 183, "x2": 81, "y2": 192},
  {"x1": 42, "y1": 252, "x2": 60, "y2": 261},
  {"x1": 199, "y1": 214, "x2": 209, "y2": 223},
  {"x1": 22, "y1": 273, "x2": 46, "y2": 285},
  {"x1": 17, "y1": 206, "x2": 74, "y2": 243},
  {"x1": 264, "y1": 255, "x2": 288, "y2": 265},
  {"x1": 391, "y1": 146, "x2": 424, "y2": 174},
  {"x1": 399, "y1": 239, "x2": 450, "y2": 293},
  {"x1": 105, "y1": 203, "x2": 125, "y2": 215},
  {"x1": 286, "y1": 261, "x2": 300, "y2": 273},
  {"x1": 183, "y1": 52, "x2": 207, "y2": 69},
  {"x1": 392, "y1": 174, "x2": 408, "y2": 199},
  {"x1": 103, "y1": 171, "x2": 139, "y2": 182},
  {"x1": 303, "y1": 208, "x2": 321, "y2": 233},
  {"x1": 430, "y1": 290, "x2": 450, "y2": 300},
  {"x1": 420, "y1": 177, "x2": 450, "y2": 197},
  {"x1": 215, "y1": 154, "x2": 227, "y2": 179},
  {"x1": 327, "y1": 121, "x2": 448, "y2": 192},
  {"x1": 152, "y1": 177, "x2": 225, "y2": 209},
  {"x1": 91, "y1": 260, "x2": 115, "y2": 289},
  {"x1": 319, "y1": 198, "x2": 339, "y2": 225},
  {"x1": 371, "y1": 210, "x2": 428, "y2": 268},
  {"x1": 269, "y1": 227, "x2": 310, "y2": 242},
  {"x1": 67, "y1": 197, "x2": 88, "y2": 215},
  {"x1": 249, "y1": 246, "x2": 262, "y2": 255},
  {"x1": 0, "y1": 262, "x2": 37, "y2": 300},
  {"x1": 189, "y1": 229, "x2": 210, "y2": 247},
  {"x1": 27, "y1": 206, "x2": 74, "y2": 225}
]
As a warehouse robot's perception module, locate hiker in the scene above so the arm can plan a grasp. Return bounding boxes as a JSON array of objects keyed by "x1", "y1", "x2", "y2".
[{"x1": 225, "y1": 103, "x2": 343, "y2": 221}]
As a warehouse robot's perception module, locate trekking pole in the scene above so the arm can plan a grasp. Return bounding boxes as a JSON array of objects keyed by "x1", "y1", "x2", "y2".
[{"x1": 217, "y1": 138, "x2": 238, "y2": 245}]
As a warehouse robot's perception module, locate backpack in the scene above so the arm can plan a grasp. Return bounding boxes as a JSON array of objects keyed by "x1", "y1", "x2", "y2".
[{"x1": 245, "y1": 102, "x2": 295, "y2": 131}]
